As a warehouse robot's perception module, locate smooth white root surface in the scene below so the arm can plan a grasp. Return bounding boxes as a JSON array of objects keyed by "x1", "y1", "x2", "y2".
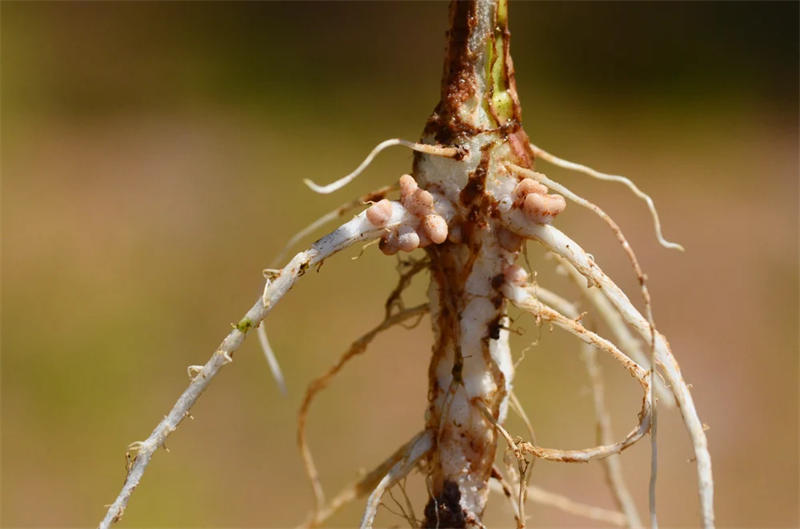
[
  {"x1": 256, "y1": 323, "x2": 287, "y2": 395},
  {"x1": 359, "y1": 430, "x2": 434, "y2": 529},
  {"x1": 98, "y1": 202, "x2": 415, "y2": 529},
  {"x1": 529, "y1": 143, "x2": 684, "y2": 252},
  {"x1": 502, "y1": 210, "x2": 714, "y2": 528},
  {"x1": 304, "y1": 139, "x2": 458, "y2": 194}
]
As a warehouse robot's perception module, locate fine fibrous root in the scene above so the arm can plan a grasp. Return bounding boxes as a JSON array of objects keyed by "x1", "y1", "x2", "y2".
[
  {"x1": 384, "y1": 480, "x2": 418, "y2": 528},
  {"x1": 385, "y1": 256, "x2": 430, "y2": 318},
  {"x1": 304, "y1": 139, "x2": 461, "y2": 194},
  {"x1": 507, "y1": 163, "x2": 662, "y2": 523},
  {"x1": 527, "y1": 285, "x2": 643, "y2": 526},
  {"x1": 508, "y1": 390, "x2": 537, "y2": 445},
  {"x1": 360, "y1": 431, "x2": 434, "y2": 529},
  {"x1": 256, "y1": 323, "x2": 287, "y2": 395},
  {"x1": 581, "y1": 336, "x2": 644, "y2": 528},
  {"x1": 501, "y1": 213, "x2": 713, "y2": 527},
  {"x1": 488, "y1": 479, "x2": 628, "y2": 527},
  {"x1": 550, "y1": 257, "x2": 675, "y2": 407},
  {"x1": 490, "y1": 467, "x2": 522, "y2": 527},
  {"x1": 302, "y1": 433, "x2": 430, "y2": 529},
  {"x1": 508, "y1": 389, "x2": 537, "y2": 525},
  {"x1": 505, "y1": 285, "x2": 653, "y2": 463},
  {"x1": 298, "y1": 304, "x2": 429, "y2": 516},
  {"x1": 528, "y1": 143, "x2": 684, "y2": 252},
  {"x1": 478, "y1": 404, "x2": 530, "y2": 528}
]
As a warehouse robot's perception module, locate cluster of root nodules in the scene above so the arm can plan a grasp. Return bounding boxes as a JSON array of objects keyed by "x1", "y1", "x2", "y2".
[
  {"x1": 513, "y1": 177, "x2": 566, "y2": 224},
  {"x1": 370, "y1": 175, "x2": 449, "y2": 255}
]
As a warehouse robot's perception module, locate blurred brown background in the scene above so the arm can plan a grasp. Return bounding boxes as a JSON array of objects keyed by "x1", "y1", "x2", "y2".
[{"x1": 2, "y1": 2, "x2": 797, "y2": 527}]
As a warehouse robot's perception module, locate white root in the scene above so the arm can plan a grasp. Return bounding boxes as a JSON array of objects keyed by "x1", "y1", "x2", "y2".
[
  {"x1": 270, "y1": 185, "x2": 395, "y2": 266},
  {"x1": 260, "y1": 201, "x2": 414, "y2": 307},
  {"x1": 262, "y1": 191, "x2": 411, "y2": 394},
  {"x1": 99, "y1": 203, "x2": 415, "y2": 529},
  {"x1": 649, "y1": 397, "x2": 659, "y2": 529},
  {"x1": 298, "y1": 304, "x2": 429, "y2": 517},
  {"x1": 97, "y1": 2, "x2": 710, "y2": 527},
  {"x1": 503, "y1": 284, "x2": 652, "y2": 463},
  {"x1": 528, "y1": 143, "x2": 684, "y2": 252},
  {"x1": 508, "y1": 167, "x2": 661, "y2": 510},
  {"x1": 507, "y1": 164, "x2": 655, "y2": 325},
  {"x1": 552, "y1": 260, "x2": 675, "y2": 407},
  {"x1": 526, "y1": 285, "x2": 578, "y2": 322},
  {"x1": 304, "y1": 139, "x2": 459, "y2": 194},
  {"x1": 509, "y1": 164, "x2": 662, "y2": 524},
  {"x1": 256, "y1": 323, "x2": 287, "y2": 395},
  {"x1": 502, "y1": 212, "x2": 714, "y2": 528},
  {"x1": 359, "y1": 430, "x2": 434, "y2": 529}
]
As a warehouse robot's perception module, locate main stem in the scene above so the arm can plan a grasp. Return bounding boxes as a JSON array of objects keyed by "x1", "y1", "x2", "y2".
[{"x1": 416, "y1": 1, "x2": 533, "y2": 526}]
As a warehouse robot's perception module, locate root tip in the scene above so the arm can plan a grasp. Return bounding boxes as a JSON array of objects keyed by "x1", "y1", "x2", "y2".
[{"x1": 304, "y1": 179, "x2": 327, "y2": 194}]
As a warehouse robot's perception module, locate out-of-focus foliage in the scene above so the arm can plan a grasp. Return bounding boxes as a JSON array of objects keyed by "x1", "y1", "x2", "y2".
[{"x1": 2, "y1": 2, "x2": 797, "y2": 527}]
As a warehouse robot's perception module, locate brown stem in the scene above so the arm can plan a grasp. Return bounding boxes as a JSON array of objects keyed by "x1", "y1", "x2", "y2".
[{"x1": 423, "y1": 0, "x2": 533, "y2": 165}]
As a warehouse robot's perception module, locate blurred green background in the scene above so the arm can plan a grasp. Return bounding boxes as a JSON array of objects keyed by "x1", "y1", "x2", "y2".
[{"x1": 2, "y1": 2, "x2": 797, "y2": 527}]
